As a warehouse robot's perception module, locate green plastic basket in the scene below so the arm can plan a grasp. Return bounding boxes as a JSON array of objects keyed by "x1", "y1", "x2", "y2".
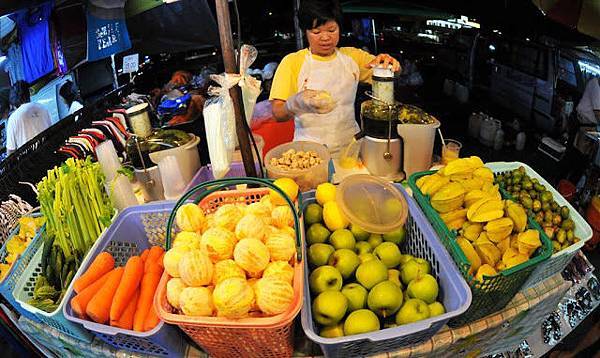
[{"x1": 408, "y1": 170, "x2": 553, "y2": 327}]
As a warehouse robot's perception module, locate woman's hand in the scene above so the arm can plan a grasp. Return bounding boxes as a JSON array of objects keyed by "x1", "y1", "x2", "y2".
[{"x1": 366, "y1": 53, "x2": 401, "y2": 73}]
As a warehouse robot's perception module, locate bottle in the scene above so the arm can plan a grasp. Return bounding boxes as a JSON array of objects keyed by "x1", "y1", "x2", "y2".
[
  {"x1": 516, "y1": 132, "x2": 526, "y2": 151},
  {"x1": 493, "y1": 128, "x2": 504, "y2": 150}
]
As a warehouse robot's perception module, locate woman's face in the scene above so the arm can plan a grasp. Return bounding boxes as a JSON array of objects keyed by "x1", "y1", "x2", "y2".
[{"x1": 306, "y1": 20, "x2": 340, "y2": 57}]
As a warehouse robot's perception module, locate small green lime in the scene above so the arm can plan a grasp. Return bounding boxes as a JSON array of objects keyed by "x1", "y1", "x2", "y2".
[
  {"x1": 307, "y1": 223, "x2": 331, "y2": 245},
  {"x1": 305, "y1": 203, "x2": 323, "y2": 226}
]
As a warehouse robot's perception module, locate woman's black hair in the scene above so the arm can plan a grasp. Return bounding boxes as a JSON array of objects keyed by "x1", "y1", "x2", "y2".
[
  {"x1": 9, "y1": 81, "x2": 29, "y2": 108},
  {"x1": 298, "y1": 0, "x2": 343, "y2": 32},
  {"x1": 59, "y1": 80, "x2": 76, "y2": 104}
]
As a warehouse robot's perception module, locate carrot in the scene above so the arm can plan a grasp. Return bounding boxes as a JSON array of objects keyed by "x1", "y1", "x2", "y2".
[
  {"x1": 86, "y1": 267, "x2": 124, "y2": 324},
  {"x1": 111, "y1": 289, "x2": 139, "y2": 330},
  {"x1": 143, "y1": 305, "x2": 160, "y2": 332},
  {"x1": 133, "y1": 268, "x2": 163, "y2": 332},
  {"x1": 140, "y1": 249, "x2": 150, "y2": 262},
  {"x1": 71, "y1": 270, "x2": 112, "y2": 319},
  {"x1": 73, "y1": 252, "x2": 115, "y2": 293},
  {"x1": 110, "y1": 256, "x2": 144, "y2": 322},
  {"x1": 144, "y1": 246, "x2": 164, "y2": 272}
]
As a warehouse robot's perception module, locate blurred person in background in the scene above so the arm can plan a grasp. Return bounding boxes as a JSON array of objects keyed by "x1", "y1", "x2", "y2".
[
  {"x1": 6, "y1": 80, "x2": 51, "y2": 155},
  {"x1": 59, "y1": 80, "x2": 84, "y2": 115}
]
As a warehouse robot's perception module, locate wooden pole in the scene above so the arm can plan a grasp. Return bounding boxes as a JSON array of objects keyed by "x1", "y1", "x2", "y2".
[
  {"x1": 214, "y1": 0, "x2": 257, "y2": 177},
  {"x1": 294, "y1": 0, "x2": 303, "y2": 50}
]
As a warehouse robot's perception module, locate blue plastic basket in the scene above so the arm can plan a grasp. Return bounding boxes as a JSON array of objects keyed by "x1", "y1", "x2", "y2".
[
  {"x1": 0, "y1": 219, "x2": 44, "y2": 323},
  {"x1": 300, "y1": 184, "x2": 472, "y2": 357},
  {"x1": 63, "y1": 202, "x2": 187, "y2": 357}
]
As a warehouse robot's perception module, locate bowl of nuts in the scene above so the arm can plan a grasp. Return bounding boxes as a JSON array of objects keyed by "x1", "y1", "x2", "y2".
[{"x1": 264, "y1": 141, "x2": 331, "y2": 191}]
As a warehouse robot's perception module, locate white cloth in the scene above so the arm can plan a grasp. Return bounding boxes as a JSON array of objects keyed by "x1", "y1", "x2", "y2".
[
  {"x1": 294, "y1": 49, "x2": 360, "y2": 156},
  {"x1": 69, "y1": 101, "x2": 84, "y2": 114},
  {"x1": 6, "y1": 103, "x2": 52, "y2": 151},
  {"x1": 576, "y1": 77, "x2": 600, "y2": 125}
]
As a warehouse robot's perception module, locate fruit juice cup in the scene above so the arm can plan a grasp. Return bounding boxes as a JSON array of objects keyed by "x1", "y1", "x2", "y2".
[{"x1": 441, "y1": 139, "x2": 462, "y2": 165}]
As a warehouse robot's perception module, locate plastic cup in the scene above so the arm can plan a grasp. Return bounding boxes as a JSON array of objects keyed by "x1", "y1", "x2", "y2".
[
  {"x1": 106, "y1": 175, "x2": 138, "y2": 211},
  {"x1": 442, "y1": 139, "x2": 462, "y2": 165},
  {"x1": 96, "y1": 140, "x2": 121, "y2": 182},
  {"x1": 158, "y1": 155, "x2": 187, "y2": 200}
]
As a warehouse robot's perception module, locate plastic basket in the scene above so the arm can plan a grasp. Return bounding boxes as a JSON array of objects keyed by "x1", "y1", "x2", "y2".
[
  {"x1": 183, "y1": 162, "x2": 261, "y2": 202},
  {"x1": 486, "y1": 162, "x2": 593, "y2": 289},
  {"x1": 300, "y1": 185, "x2": 472, "y2": 357},
  {"x1": 155, "y1": 177, "x2": 304, "y2": 358},
  {"x1": 0, "y1": 219, "x2": 44, "y2": 322},
  {"x1": 63, "y1": 203, "x2": 187, "y2": 357},
  {"x1": 408, "y1": 170, "x2": 553, "y2": 327}
]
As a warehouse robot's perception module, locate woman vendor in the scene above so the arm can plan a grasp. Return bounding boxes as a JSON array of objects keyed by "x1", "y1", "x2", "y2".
[{"x1": 269, "y1": 0, "x2": 400, "y2": 155}]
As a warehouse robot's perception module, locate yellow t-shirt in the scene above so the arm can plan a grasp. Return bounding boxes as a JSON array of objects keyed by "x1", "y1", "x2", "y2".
[{"x1": 269, "y1": 47, "x2": 375, "y2": 101}]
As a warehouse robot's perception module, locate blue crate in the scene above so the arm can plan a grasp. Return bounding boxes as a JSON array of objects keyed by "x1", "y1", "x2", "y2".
[
  {"x1": 63, "y1": 202, "x2": 187, "y2": 357},
  {"x1": 300, "y1": 184, "x2": 472, "y2": 357}
]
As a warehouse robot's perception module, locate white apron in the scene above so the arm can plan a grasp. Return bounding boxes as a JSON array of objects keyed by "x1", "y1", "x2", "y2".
[{"x1": 294, "y1": 49, "x2": 360, "y2": 156}]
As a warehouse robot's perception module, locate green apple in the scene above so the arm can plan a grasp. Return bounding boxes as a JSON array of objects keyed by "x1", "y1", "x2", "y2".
[
  {"x1": 330, "y1": 229, "x2": 356, "y2": 250},
  {"x1": 312, "y1": 291, "x2": 348, "y2": 326},
  {"x1": 400, "y1": 258, "x2": 431, "y2": 285},
  {"x1": 383, "y1": 227, "x2": 406, "y2": 245},
  {"x1": 343, "y1": 309, "x2": 380, "y2": 336},
  {"x1": 341, "y1": 283, "x2": 368, "y2": 312},
  {"x1": 328, "y1": 249, "x2": 360, "y2": 279},
  {"x1": 350, "y1": 224, "x2": 370, "y2": 241},
  {"x1": 395, "y1": 298, "x2": 430, "y2": 325},
  {"x1": 406, "y1": 274, "x2": 439, "y2": 304},
  {"x1": 309, "y1": 265, "x2": 343, "y2": 294},
  {"x1": 367, "y1": 280, "x2": 403, "y2": 318},
  {"x1": 382, "y1": 198, "x2": 404, "y2": 219},
  {"x1": 319, "y1": 323, "x2": 344, "y2": 338},
  {"x1": 359, "y1": 253, "x2": 377, "y2": 264},
  {"x1": 373, "y1": 242, "x2": 402, "y2": 268},
  {"x1": 388, "y1": 269, "x2": 402, "y2": 288},
  {"x1": 355, "y1": 259, "x2": 388, "y2": 289},
  {"x1": 398, "y1": 254, "x2": 414, "y2": 267},
  {"x1": 308, "y1": 243, "x2": 335, "y2": 267},
  {"x1": 355, "y1": 241, "x2": 372, "y2": 255},
  {"x1": 368, "y1": 233, "x2": 383, "y2": 248},
  {"x1": 307, "y1": 223, "x2": 331, "y2": 245},
  {"x1": 428, "y1": 302, "x2": 445, "y2": 317},
  {"x1": 304, "y1": 203, "x2": 323, "y2": 226}
]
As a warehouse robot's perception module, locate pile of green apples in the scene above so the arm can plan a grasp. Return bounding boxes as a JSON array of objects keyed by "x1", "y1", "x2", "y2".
[{"x1": 305, "y1": 202, "x2": 446, "y2": 338}]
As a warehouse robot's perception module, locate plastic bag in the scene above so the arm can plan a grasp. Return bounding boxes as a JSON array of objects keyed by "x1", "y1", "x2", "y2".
[
  {"x1": 203, "y1": 73, "x2": 240, "y2": 179},
  {"x1": 238, "y1": 45, "x2": 262, "y2": 126}
]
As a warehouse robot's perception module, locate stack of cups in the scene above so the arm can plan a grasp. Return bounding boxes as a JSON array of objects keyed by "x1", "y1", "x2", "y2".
[
  {"x1": 158, "y1": 155, "x2": 187, "y2": 201},
  {"x1": 96, "y1": 140, "x2": 137, "y2": 210}
]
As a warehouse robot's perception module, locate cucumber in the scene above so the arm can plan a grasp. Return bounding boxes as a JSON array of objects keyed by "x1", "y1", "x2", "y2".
[{"x1": 41, "y1": 235, "x2": 55, "y2": 276}]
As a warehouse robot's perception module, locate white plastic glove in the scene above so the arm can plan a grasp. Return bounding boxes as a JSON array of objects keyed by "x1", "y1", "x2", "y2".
[{"x1": 285, "y1": 89, "x2": 337, "y2": 115}]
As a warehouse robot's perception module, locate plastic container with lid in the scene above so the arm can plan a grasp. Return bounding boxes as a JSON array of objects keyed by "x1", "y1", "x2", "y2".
[
  {"x1": 336, "y1": 174, "x2": 408, "y2": 233},
  {"x1": 372, "y1": 66, "x2": 395, "y2": 104},
  {"x1": 126, "y1": 103, "x2": 153, "y2": 137},
  {"x1": 264, "y1": 141, "x2": 330, "y2": 192}
]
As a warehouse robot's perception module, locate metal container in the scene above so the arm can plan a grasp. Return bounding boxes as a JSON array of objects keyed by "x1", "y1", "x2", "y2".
[{"x1": 361, "y1": 136, "x2": 404, "y2": 181}]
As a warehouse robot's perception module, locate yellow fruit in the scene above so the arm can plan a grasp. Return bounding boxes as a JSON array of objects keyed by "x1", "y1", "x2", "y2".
[
  {"x1": 430, "y1": 182, "x2": 465, "y2": 213},
  {"x1": 214, "y1": 204, "x2": 244, "y2": 231},
  {"x1": 420, "y1": 174, "x2": 450, "y2": 196},
  {"x1": 176, "y1": 203, "x2": 206, "y2": 232},
  {"x1": 474, "y1": 232, "x2": 492, "y2": 246},
  {"x1": 166, "y1": 278, "x2": 188, "y2": 310},
  {"x1": 475, "y1": 243, "x2": 501, "y2": 266},
  {"x1": 163, "y1": 245, "x2": 191, "y2": 278},
  {"x1": 201, "y1": 228, "x2": 236, "y2": 262},
  {"x1": 473, "y1": 167, "x2": 494, "y2": 182},
  {"x1": 247, "y1": 278, "x2": 260, "y2": 311},
  {"x1": 255, "y1": 277, "x2": 295, "y2": 315},
  {"x1": 467, "y1": 197, "x2": 504, "y2": 222},
  {"x1": 316, "y1": 183, "x2": 336, "y2": 206},
  {"x1": 502, "y1": 247, "x2": 529, "y2": 269},
  {"x1": 213, "y1": 259, "x2": 246, "y2": 285},
  {"x1": 322, "y1": 201, "x2": 349, "y2": 231},
  {"x1": 265, "y1": 233, "x2": 296, "y2": 262},
  {"x1": 260, "y1": 195, "x2": 274, "y2": 211},
  {"x1": 517, "y1": 229, "x2": 541, "y2": 256},
  {"x1": 446, "y1": 218, "x2": 466, "y2": 231},
  {"x1": 173, "y1": 231, "x2": 202, "y2": 250},
  {"x1": 497, "y1": 237, "x2": 511, "y2": 254},
  {"x1": 496, "y1": 262, "x2": 506, "y2": 271},
  {"x1": 462, "y1": 222, "x2": 483, "y2": 242},
  {"x1": 456, "y1": 237, "x2": 482, "y2": 274},
  {"x1": 263, "y1": 261, "x2": 295, "y2": 284},
  {"x1": 179, "y1": 286, "x2": 215, "y2": 316},
  {"x1": 483, "y1": 183, "x2": 502, "y2": 200},
  {"x1": 475, "y1": 264, "x2": 497, "y2": 282},
  {"x1": 505, "y1": 202, "x2": 527, "y2": 233},
  {"x1": 484, "y1": 218, "x2": 514, "y2": 243},
  {"x1": 416, "y1": 175, "x2": 429, "y2": 189},
  {"x1": 280, "y1": 226, "x2": 296, "y2": 239},
  {"x1": 234, "y1": 238, "x2": 270, "y2": 275},
  {"x1": 271, "y1": 205, "x2": 294, "y2": 229},
  {"x1": 246, "y1": 202, "x2": 272, "y2": 220},
  {"x1": 270, "y1": 178, "x2": 299, "y2": 206},
  {"x1": 448, "y1": 172, "x2": 474, "y2": 182},
  {"x1": 510, "y1": 235, "x2": 519, "y2": 251},
  {"x1": 235, "y1": 214, "x2": 268, "y2": 241},
  {"x1": 213, "y1": 277, "x2": 254, "y2": 319},
  {"x1": 440, "y1": 208, "x2": 468, "y2": 224},
  {"x1": 460, "y1": 178, "x2": 485, "y2": 191},
  {"x1": 201, "y1": 214, "x2": 215, "y2": 234},
  {"x1": 179, "y1": 250, "x2": 214, "y2": 286},
  {"x1": 441, "y1": 156, "x2": 483, "y2": 176},
  {"x1": 464, "y1": 190, "x2": 489, "y2": 208}
]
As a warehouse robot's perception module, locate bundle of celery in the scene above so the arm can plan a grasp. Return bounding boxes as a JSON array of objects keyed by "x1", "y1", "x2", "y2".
[{"x1": 29, "y1": 157, "x2": 114, "y2": 312}]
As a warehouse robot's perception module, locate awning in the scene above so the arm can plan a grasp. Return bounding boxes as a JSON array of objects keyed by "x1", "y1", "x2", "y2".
[
  {"x1": 341, "y1": 0, "x2": 454, "y2": 19},
  {"x1": 531, "y1": 0, "x2": 600, "y2": 39}
]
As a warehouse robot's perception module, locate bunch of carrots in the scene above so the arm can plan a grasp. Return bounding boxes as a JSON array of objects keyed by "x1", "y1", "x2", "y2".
[{"x1": 70, "y1": 246, "x2": 165, "y2": 332}]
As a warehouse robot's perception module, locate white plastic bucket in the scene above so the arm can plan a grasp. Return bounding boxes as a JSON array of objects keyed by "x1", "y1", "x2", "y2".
[
  {"x1": 149, "y1": 135, "x2": 201, "y2": 185},
  {"x1": 397, "y1": 117, "x2": 441, "y2": 178}
]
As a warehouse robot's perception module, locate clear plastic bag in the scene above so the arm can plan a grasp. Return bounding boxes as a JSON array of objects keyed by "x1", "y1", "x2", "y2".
[
  {"x1": 203, "y1": 73, "x2": 240, "y2": 179},
  {"x1": 238, "y1": 45, "x2": 262, "y2": 126}
]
